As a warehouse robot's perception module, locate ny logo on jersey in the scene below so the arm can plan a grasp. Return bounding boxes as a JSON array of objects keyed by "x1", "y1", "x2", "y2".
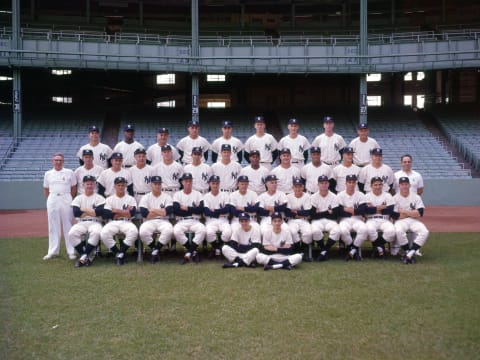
[
  {"x1": 298, "y1": 145, "x2": 304, "y2": 153},
  {"x1": 248, "y1": 237, "x2": 252, "y2": 245},
  {"x1": 202, "y1": 172, "x2": 209, "y2": 182},
  {"x1": 410, "y1": 202, "x2": 416, "y2": 210},
  {"x1": 219, "y1": 202, "x2": 225, "y2": 208},
  {"x1": 232, "y1": 146, "x2": 238, "y2": 154},
  {"x1": 335, "y1": 143, "x2": 340, "y2": 151},
  {"x1": 172, "y1": 172, "x2": 180, "y2": 181},
  {"x1": 382, "y1": 201, "x2": 387, "y2": 206},
  {"x1": 144, "y1": 176, "x2": 150, "y2": 184},
  {"x1": 100, "y1": 153, "x2": 107, "y2": 161},
  {"x1": 354, "y1": 201, "x2": 360, "y2": 209},
  {"x1": 122, "y1": 204, "x2": 129, "y2": 210},
  {"x1": 328, "y1": 205, "x2": 332, "y2": 210},
  {"x1": 382, "y1": 176, "x2": 388, "y2": 183},
  {"x1": 160, "y1": 202, "x2": 165, "y2": 208},
  {"x1": 274, "y1": 200, "x2": 280, "y2": 207},
  {"x1": 265, "y1": 144, "x2": 272, "y2": 151},
  {"x1": 231, "y1": 171, "x2": 238, "y2": 180}
]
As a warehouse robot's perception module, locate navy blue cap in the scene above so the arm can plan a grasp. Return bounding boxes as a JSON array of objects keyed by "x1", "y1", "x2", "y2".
[
  {"x1": 254, "y1": 116, "x2": 265, "y2": 123},
  {"x1": 323, "y1": 116, "x2": 334, "y2": 122},
  {"x1": 222, "y1": 120, "x2": 232, "y2": 128},
  {"x1": 342, "y1": 147, "x2": 355, "y2": 154},
  {"x1": 237, "y1": 175, "x2": 249, "y2": 182},
  {"x1": 188, "y1": 120, "x2": 200, "y2": 127},
  {"x1": 292, "y1": 178, "x2": 304, "y2": 186},
  {"x1": 124, "y1": 124, "x2": 135, "y2": 131},
  {"x1": 151, "y1": 175, "x2": 162, "y2": 183},
  {"x1": 399, "y1": 176, "x2": 410, "y2": 184},
  {"x1": 114, "y1": 176, "x2": 127, "y2": 184},
  {"x1": 82, "y1": 149, "x2": 93, "y2": 156},
  {"x1": 161, "y1": 145, "x2": 172, "y2": 152},
  {"x1": 370, "y1": 176, "x2": 383, "y2": 184},
  {"x1": 158, "y1": 127, "x2": 169, "y2": 134},
  {"x1": 180, "y1": 173, "x2": 193, "y2": 181},
  {"x1": 111, "y1": 152, "x2": 123, "y2": 159},
  {"x1": 280, "y1": 148, "x2": 291, "y2": 155},
  {"x1": 346, "y1": 174, "x2": 358, "y2": 181},
  {"x1": 318, "y1": 175, "x2": 329, "y2": 183},
  {"x1": 191, "y1": 147, "x2": 202, "y2": 154},
  {"x1": 239, "y1": 212, "x2": 250, "y2": 220},
  {"x1": 310, "y1": 146, "x2": 321, "y2": 153},
  {"x1": 371, "y1": 148, "x2": 383, "y2": 155},
  {"x1": 264, "y1": 174, "x2": 278, "y2": 182},
  {"x1": 88, "y1": 125, "x2": 99, "y2": 132},
  {"x1": 208, "y1": 175, "x2": 220, "y2": 183},
  {"x1": 134, "y1": 148, "x2": 146, "y2": 155},
  {"x1": 288, "y1": 118, "x2": 299, "y2": 125},
  {"x1": 357, "y1": 123, "x2": 368, "y2": 129},
  {"x1": 221, "y1": 144, "x2": 232, "y2": 152},
  {"x1": 271, "y1": 212, "x2": 283, "y2": 220},
  {"x1": 249, "y1": 150, "x2": 260, "y2": 157},
  {"x1": 82, "y1": 175, "x2": 96, "y2": 182}
]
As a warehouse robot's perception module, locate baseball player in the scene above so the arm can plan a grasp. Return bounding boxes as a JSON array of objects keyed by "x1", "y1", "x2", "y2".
[
  {"x1": 348, "y1": 123, "x2": 380, "y2": 167},
  {"x1": 392, "y1": 177, "x2": 429, "y2": 264},
  {"x1": 256, "y1": 212, "x2": 303, "y2": 270},
  {"x1": 96, "y1": 152, "x2": 133, "y2": 198},
  {"x1": 393, "y1": 154, "x2": 424, "y2": 195},
  {"x1": 278, "y1": 118, "x2": 310, "y2": 168},
  {"x1": 176, "y1": 120, "x2": 211, "y2": 165},
  {"x1": 74, "y1": 149, "x2": 103, "y2": 195},
  {"x1": 228, "y1": 175, "x2": 260, "y2": 233},
  {"x1": 138, "y1": 176, "x2": 174, "y2": 264},
  {"x1": 221, "y1": 212, "x2": 261, "y2": 268},
  {"x1": 270, "y1": 148, "x2": 301, "y2": 194},
  {"x1": 358, "y1": 148, "x2": 394, "y2": 193},
  {"x1": 336, "y1": 174, "x2": 368, "y2": 261},
  {"x1": 285, "y1": 178, "x2": 313, "y2": 260},
  {"x1": 310, "y1": 175, "x2": 341, "y2": 261},
  {"x1": 100, "y1": 177, "x2": 138, "y2": 266},
  {"x1": 332, "y1": 147, "x2": 361, "y2": 193},
  {"x1": 184, "y1": 147, "x2": 212, "y2": 194},
  {"x1": 203, "y1": 175, "x2": 233, "y2": 258},
  {"x1": 113, "y1": 124, "x2": 144, "y2": 168},
  {"x1": 68, "y1": 175, "x2": 106, "y2": 267},
  {"x1": 301, "y1": 146, "x2": 333, "y2": 194},
  {"x1": 43, "y1": 153, "x2": 78, "y2": 260},
  {"x1": 257, "y1": 174, "x2": 288, "y2": 236},
  {"x1": 152, "y1": 145, "x2": 184, "y2": 196},
  {"x1": 129, "y1": 148, "x2": 154, "y2": 204},
  {"x1": 311, "y1": 116, "x2": 346, "y2": 167},
  {"x1": 76, "y1": 125, "x2": 112, "y2": 169},
  {"x1": 244, "y1": 116, "x2": 279, "y2": 170},
  {"x1": 239, "y1": 150, "x2": 269, "y2": 195},
  {"x1": 211, "y1": 144, "x2": 242, "y2": 193},
  {"x1": 146, "y1": 127, "x2": 180, "y2": 166},
  {"x1": 364, "y1": 176, "x2": 396, "y2": 258},
  {"x1": 211, "y1": 120, "x2": 244, "y2": 163},
  {"x1": 172, "y1": 173, "x2": 206, "y2": 264}
]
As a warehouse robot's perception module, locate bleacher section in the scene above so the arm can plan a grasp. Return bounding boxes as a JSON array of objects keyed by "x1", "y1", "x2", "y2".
[{"x1": 431, "y1": 104, "x2": 480, "y2": 172}]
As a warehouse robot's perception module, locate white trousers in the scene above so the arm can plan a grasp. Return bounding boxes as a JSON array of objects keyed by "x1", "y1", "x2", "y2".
[
  {"x1": 139, "y1": 219, "x2": 174, "y2": 246},
  {"x1": 205, "y1": 218, "x2": 232, "y2": 243},
  {"x1": 222, "y1": 245, "x2": 259, "y2": 265},
  {"x1": 173, "y1": 219, "x2": 206, "y2": 245},
  {"x1": 287, "y1": 219, "x2": 313, "y2": 244},
  {"x1": 100, "y1": 220, "x2": 139, "y2": 249},
  {"x1": 394, "y1": 218, "x2": 429, "y2": 247},
  {"x1": 256, "y1": 252, "x2": 302, "y2": 266},
  {"x1": 311, "y1": 219, "x2": 341, "y2": 241},
  {"x1": 46, "y1": 193, "x2": 75, "y2": 256},
  {"x1": 366, "y1": 219, "x2": 396, "y2": 243},
  {"x1": 68, "y1": 221, "x2": 103, "y2": 248},
  {"x1": 339, "y1": 217, "x2": 368, "y2": 246}
]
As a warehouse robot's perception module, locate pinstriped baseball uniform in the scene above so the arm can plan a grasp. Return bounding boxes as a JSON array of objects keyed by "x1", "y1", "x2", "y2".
[
  {"x1": 301, "y1": 162, "x2": 333, "y2": 194},
  {"x1": 138, "y1": 191, "x2": 174, "y2": 246},
  {"x1": 97, "y1": 168, "x2": 132, "y2": 197},
  {"x1": 74, "y1": 164, "x2": 103, "y2": 194},
  {"x1": 240, "y1": 165, "x2": 269, "y2": 195},
  {"x1": 184, "y1": 162, "x2": 212, "y2": 194},
  {"x1": 146, "y1": 143, "x2": 180, "y2": 166}
]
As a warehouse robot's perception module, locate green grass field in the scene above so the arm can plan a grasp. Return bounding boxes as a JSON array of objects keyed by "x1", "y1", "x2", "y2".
[{"x1": 1, "y1": 233, "x2": 479, "y2": 360}]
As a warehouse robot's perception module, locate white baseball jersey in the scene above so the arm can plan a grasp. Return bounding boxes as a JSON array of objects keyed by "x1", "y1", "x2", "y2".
[
  {"x1": 71, "y1": 192, "x2": 106, "y2": 221},
  {"x1": 301, "y1": 163, "x2": 333, "y2": 194},
  {"x1": 310, "y1": 191, "x2": 339, "y2": 212},
  {"x1": 184, "y1": 163, "x2": 212, "y2": 193},
  {"x1": 240, "y1": 165, "x2": 269, "y2": 194},
  {"x1": 311, "y1": 133, "x2": 346, "y2": 164},
  {"x1": 348, "y1": 137, "x2": 380, "y2": 166},
  {"x1": 129, "y1": 165, "x2": 154, "y2": 195},
  {"x1": 262, "y1": 228, "x2": 294, "y2": 247},
  {"x1": 229, "y1": 189, "x2": 258, "y2": 217},
  {"x1": 173, "y1": 190, "x2": 204, "y2": 217},
  {"x1": 211, "y1": 136, "x2": 244, "y2": 162},
  {"x1": 113, "y1": 140, "x2": 144, "y2": 167},
  {"x1": 244, "y1": 133, "x2": 278, "y2": 164},
  {"x1": 211, "y1": 161, "x2": 242, "y2": 191},
  {"x1": 203, "y1": 191, "x2": 231, "y2": 220},
  {"x1": 138, "y1": 192, "x2": 173, "y2": 221},
  {"x1": 364, "y1": 191, "x2": 395, "y2": 217},
  {"x1": 359, "y1": 164, "x2": 395, "y2": 192},
  {"x1": 152, "y1": 161, "x2": 184, "y2": 191},
  {"x1": 77, "y1": 142, "x2": 113, "y2": 169},
  {"x1": 74, "y1": 165, "x2": 103, "y2": 194},
  {"x1": 278, "y1": 134, "x2": 310, "y2": 163},
  {"x1": 286, "y1": 192, "x2": 312, "y2": 215},
  {"x1": 176, "y1": 136, "x2": 211, "y2": 165},
  {"x1": 104, "y1": 193, "x2": 137, "y2": 217},
  {"x1": 97, "y1": 168, "x2": 132, "y2": 197},
  {"x1": 393, "y1": 192, "x2": 425, "y2": 213},
  {"x1": 336, "y1": 190, "x2": 367, "y2": 218},
  {"x1": 332, "y1": 163, "x2": 361, "y2": 192},
  {"x1": 231, "y1": 224, "x2": 261, "y2": 246},
  {"x1": 270, "y1": 165, "x2": 301, "y2": 194},
  {"x1": 258, "y1": 190, "x2": 288, "y2": 216},
  {"x1": 146, "y1": 143, "x2": 180, "y2": 166},
  {"x1": 393, "y1": 170, "x2": 424, "y2": 194}
]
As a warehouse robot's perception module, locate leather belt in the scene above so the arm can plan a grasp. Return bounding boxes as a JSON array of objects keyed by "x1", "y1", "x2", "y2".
[
  {"x1": 220, "y1": 189, "x2": 234, "y2": 192},
  {"x1": 80, "y1": 218, "x2": 98, "y2": 222},
  {"x1": 368, "y1": 215, "x2": 388, "y2": 220},
  {"x1": 178, "y1": 216, "x2": 195, "y2": 220},
  {"x1": 135, "y1": 192, "x2": 148, "y2": 195},
  {"x1": 323, "y1": 161, "x2": 339, "y2": 166},
  {"x1": 113, "y1": 217, "x2": 130, "y2": 221}
]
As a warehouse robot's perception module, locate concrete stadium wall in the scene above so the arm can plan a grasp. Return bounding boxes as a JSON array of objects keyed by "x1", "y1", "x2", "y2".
[{"x1": 0, "y1": 179, "x2": 479, "y2": 210}]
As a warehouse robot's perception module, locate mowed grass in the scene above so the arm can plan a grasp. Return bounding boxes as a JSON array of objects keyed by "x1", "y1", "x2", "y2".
[{"x1": 0, "y1": 233, "x2": 479, "y2": 360}]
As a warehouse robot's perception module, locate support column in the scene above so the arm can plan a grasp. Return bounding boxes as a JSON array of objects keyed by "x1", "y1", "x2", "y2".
[
  {"x1": 359, "y1": 0, "x2": 368, "y2": 125},
  {"x1": 139, "y1": 1, "x2": 144, "y2": 28},
  {"x1": 191, "y1": 0, "x2": 199, "y2": 122},
  {"x1": 391, "y1": 0, "x2": 396, "y2": 26},
  {"x1": 12, "y1": 0, "x2": 22, "y2": 144},
  {"x1": 291, "y1": 3, "x2": 296, "y2": 29},
  {"x1": 86, "y1": 0, "x2": 90, "y2": 24}
]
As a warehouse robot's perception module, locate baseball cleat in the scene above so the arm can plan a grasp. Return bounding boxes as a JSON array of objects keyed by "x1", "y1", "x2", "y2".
[
  {"x1": 68, "y1": 254, "x2": 77, "y2": 260},
  {"x1": 316, "y1": 251, "x2": 328, "y2": 262},
  {"x1": 181, "y1": 252, "x2": 191, "y2": 265},
  {"x1": 415, "y1": 250, "x2": 423, "y2": 257},
  {"x1": 192, "y1": 251, "x2": 200, "y2": 264},
  {"x1": 150, "y1": 254, "x2": 160, "y2": 264},
  {"x1": 222, "y1": 263, "x2": 236, "y2": 269},
  {"x1": 248, "y1": 262, "x2": 257, "y2": 268},
  {"x1": 263, "y1": 264, "x2": 273, "y2": 271},
  {"x1": 115, "y1": 257, "x2": 124, "y2": 266},
  {"x1": 43, "y1": 254, "x2": 57, "y2": 260},
  {"x1": 282, "y1": 265, "x2": 293, "y2": 270}
]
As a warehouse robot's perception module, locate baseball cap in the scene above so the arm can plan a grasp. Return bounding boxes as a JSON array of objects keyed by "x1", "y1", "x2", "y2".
[
  {"x1": 221, "y1": 144, "x2": 232, "y2": 152},
  {"x1": 238, "y1": 212, "x2": 250, "y2": 221},
  {"x1": 323, "y1": 116, "x2": 334, "y2": 123},
  {"x1": 371, "y1": 148, "x2": 383, "y2": 155},
  {"x1": 161, "y1": 145, "x2": 172, "y2": 152},
  {"x1": 222, "y1": 120, "x2": 232, "y2": 128},
  {"x1": 357, "y1": 123, "x2": 368, "y2": 129},
  {"x1": 292, "y1": 178, "x2": 304, "y2": 186},
  {"x1": 342, "y1": 147, "x2": 355, "y2": 154},
  {"x1": 88, "y1": 125, "x2": 99, "y2": 132},
  {"x1": 271, "y1": 212, "x2": 282, "y2": 220},
  {"x1": 237, "y1": 175, "x2": 249, "y2": 183},
  {"x1": 188, "y1": 120, "x2": 200, "y2": 127},
  {"x1": 158, "y1": 127, "x2": 169, "y2": 134},
  {"x1": 111, "y1": 152, "x2": 123, "y2": 159},
  {"x1": 399, "y1": 176, "x2": 410, "y2": 184},
  {"x1": 114, "y1": 176, "x2": 127, "y2": 184},
  {"x1": 249, "y1": 150, "x2": 260, "y2": 157},
  {"x1": 254, "y1": 116, "x2": 265, "y2": 123},
  {"x1": 82, "y1": 149, "x2": 94, "y2": 157},
  {"x1": 180, "y1": 173, "x2": 193, "y2": 181},
  {"x1": 288, "y1": 118, "x2": 299, "y2": 125},
  {"x1": 208, "y1": 175, "x2": 220, "y2": 183},
  {"x1": 318, "y1": 175, "x2": 329, "y2": 183},
  {"x1": 346, "y1": 174, "x2": 358, "y2": 182},
  {"x1": 264, "y1": 174, "x2": 278, "y2": 182},
  {"x1": 151, "y1": 175, "x2": 162, "y2": 183},
  {"x1": 191, "y1": 147, "x2": 202, "y2": 154},
  {"x1": 310, "y1": 146, "x2": 321, "y2": 153},
  {"x1": 370, "y1": 176, "x2": 383, "y2": 184},
  {"x1": 124, "y1": 124, "x2": 135, "y2": 131},
  {"x1": 134, "y1": 148, "x2": 146, "y2": 155},
  {"x1": 280, "y1": 148, "x2": 291, "y2": 155},
  {"x1": 82, "y1": 175, "x2": 96, "y2": 182}
]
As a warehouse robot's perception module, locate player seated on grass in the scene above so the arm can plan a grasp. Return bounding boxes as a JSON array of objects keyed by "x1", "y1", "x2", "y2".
[
  {"x1": 100, "y1": 177, "x2": 138, "y2": 266},
  {"x1": 256, "y1": 212, "x2": 303, "y2": 271},
  {"x1": 69, "y1": 175, "x2": 106, "y2": 268},
  {"x1": 392, "y1": 177, "x2": 429, "y2": 265},
  {"x1": 222, "y1": 212, "x2": 261, "y2": 268}
]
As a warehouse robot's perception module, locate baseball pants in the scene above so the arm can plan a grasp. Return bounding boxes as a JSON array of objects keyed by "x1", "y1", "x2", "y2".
[
  {"x1": 100, "y1": 220, "x2": 139, "y2": 249},
  {"x1": 256, "y1": 252, "x2": 302, "y2": 266},
  {"x1": 68, "y1": 221, "x2": 103, "y2": 248},
  {"x1": 339, "y1": 217, "x2": 368, "y2": 246},
  {"x1": 311, "y1": 219, "x2": 341, "y2": 241},
  {"x1": 394, "y1": 218, "x2": 429, "y2": 247},
  {"x1": 46, "y1": 193, "x2": 75, "y2": 256},
  {"x1": 366, "y1": 219, "x2": 396, "y2": 244},
  {"x1": 173, "y1": 219, "x2": 206, "y2": 245},
  {"x1": 287, "y1": 219, "x2": 313, "y2": 244},
  {"x1": 205, "y1": 218, "x2": 232, "y2": 243},
  {"x1": 222, "y1": 245, "x2": 259, "y2": 266},
  {"x1": 139, "y1": 219, "x2": 174, "y2": 246}
]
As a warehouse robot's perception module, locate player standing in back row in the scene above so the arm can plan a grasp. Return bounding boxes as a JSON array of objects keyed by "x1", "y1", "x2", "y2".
[
  {"x1": 311, "y1": 116, "x2": 346, "y2": 168},
  {"x1": 278, "y1": 118, "x2": 310, "y2": 168},
  {"x1": 244, "y1": 116, "x2": 279, "y2": 171}
]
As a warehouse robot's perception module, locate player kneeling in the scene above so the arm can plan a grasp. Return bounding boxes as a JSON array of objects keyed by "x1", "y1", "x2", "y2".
[
  {"x1": 222, "y1": 212, "x2": 260, "y2": 268},
  {"x1": 256, "y1": 212, "x2": 303, "y2": 270}
]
